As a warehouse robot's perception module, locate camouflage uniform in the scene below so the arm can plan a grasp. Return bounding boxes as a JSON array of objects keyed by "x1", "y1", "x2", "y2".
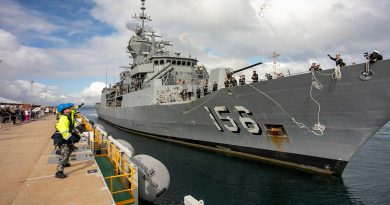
[{"x1": 57, "y1": 144, "x2": 71, "y2": 172}]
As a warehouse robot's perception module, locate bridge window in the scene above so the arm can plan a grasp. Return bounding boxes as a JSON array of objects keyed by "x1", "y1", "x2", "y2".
[
  {"x1": 177, "y1": 61, "x2": 181, "y2": 66},
  {"x1": 160, "y1": 60, "x2": 164, "y2": 64},
  {"x1": 167, "y1": 60, "x2": 171, "y2": 63},
  {"x1": 187, "y1": 61, "x2": 191, "y2": 66},
  {"x1": 154, "y1": 60, "x2": 158, "y2": 65},
  {"x1": 172, "y1": 60, "x2": 176, "y2": 65}
]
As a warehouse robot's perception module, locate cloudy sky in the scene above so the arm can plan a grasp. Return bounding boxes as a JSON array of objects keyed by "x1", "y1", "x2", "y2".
[{"x1": 0, "y1": 0, "x2": 389, "y2": 105}]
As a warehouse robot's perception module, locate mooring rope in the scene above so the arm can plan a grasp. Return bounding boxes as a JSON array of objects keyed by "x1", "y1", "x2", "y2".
[{"x1": 248, "y1": 71, "x2": 325, "y2": 136}]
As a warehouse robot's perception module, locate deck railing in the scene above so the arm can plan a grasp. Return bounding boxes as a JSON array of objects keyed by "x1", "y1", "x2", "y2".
[{"x1": 81, "y1": 116, "x2": 138, "y2": 205}]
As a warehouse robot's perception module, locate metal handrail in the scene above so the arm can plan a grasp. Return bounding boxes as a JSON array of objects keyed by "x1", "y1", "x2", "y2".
[
  {"x1": 104, "y1": 173, "x2": 136, "y2": 194},
  {"x1": 82, "y1": 117, "x2": 137, "y2": 203}
]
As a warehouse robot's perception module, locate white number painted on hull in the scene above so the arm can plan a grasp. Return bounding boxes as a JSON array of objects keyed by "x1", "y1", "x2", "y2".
[
  {"x1": 205, "y1": 105, "x2": 262, "y2": 134},
  {"x1": 235, "y1": 106, "x2": 261, "y2": 134},
  {"x1": 214, "y1": 106, "x2": 239, "y2": 132},
  {"x1": 204, "y1": 107, "x2": 223, "y2": 131}
]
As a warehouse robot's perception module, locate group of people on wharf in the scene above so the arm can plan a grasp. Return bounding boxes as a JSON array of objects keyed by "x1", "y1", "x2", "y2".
[{"x1": 0, "y1": 105, "x2": 56, "y2": 126}]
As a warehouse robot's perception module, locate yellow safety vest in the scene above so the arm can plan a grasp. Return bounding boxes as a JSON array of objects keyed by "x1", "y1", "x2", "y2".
[
  {"x1": 56, "y1": 114, "x2": 74, "y2": 140},
  {"x1": 70, "y1": 105, "x2": 79, "y2": 125}
]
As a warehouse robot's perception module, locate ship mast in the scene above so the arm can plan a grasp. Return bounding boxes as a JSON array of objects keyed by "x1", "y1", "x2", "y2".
[
  {"x1": 131, "y1": 0, "x2": 152, "y2": 36},
  {"x1": 272, "y1": 51, "x2": 280, "y2": 75}
]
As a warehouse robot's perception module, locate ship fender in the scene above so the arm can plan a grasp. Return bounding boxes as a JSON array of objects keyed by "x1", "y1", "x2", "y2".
[
  {"x1": 132, "y1": 154, "x2": 170, "y2": 203},
  {"x1": 108, "y1": 136, "x2": 134, "y2": 158},
  {"x1": 94, "y1": 123, "x2": 108, "y2": 137},
  {"x1": 94, "y1": 123, "x2": 105, "y2": 131},
  {"x1": 116, "y1": 139, "x2": 135, "y2": 158}
]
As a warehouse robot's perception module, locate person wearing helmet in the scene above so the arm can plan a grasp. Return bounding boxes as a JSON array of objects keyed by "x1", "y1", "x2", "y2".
[{"x1": 53, "y1": 103, "x2": 80, "y2": 178}]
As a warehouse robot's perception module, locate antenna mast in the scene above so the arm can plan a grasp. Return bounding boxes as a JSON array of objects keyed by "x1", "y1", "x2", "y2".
[
  {"x1": 129, "y1": 0, "x2": 152, "y2": 36},
  {"x1": 272, "y1": 51, "x2": 280, "y2": 74}
]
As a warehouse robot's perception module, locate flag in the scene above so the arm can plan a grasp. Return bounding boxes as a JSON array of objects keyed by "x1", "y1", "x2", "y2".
[{"x1": 179, "y1": 32, "x2": 189, "y2": 42}]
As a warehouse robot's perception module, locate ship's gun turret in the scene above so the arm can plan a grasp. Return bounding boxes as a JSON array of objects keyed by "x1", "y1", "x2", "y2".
[
  {"x1": 232, "y1": 61, "x2": 263, "y2": 74},
  {"x1": 208, "y1": 62, "x2": 263, "y2": 90}
]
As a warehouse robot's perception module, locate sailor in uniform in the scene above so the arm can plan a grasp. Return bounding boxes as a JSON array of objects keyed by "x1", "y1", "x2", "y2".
[
  {"x1": 231, "y1": 76, "x2": 237, "y2": 86},
  {"x1": 328, "y1": 53, "x2": 346, "y2": 67},
  {"x1": 251, "y1": 71, "x2": 258, "y2": 83},
  {"x1": 366, "y1": 50, "x2": 383, "y2": 63},
  {"x1": 212, "y1": 82, "x2": 218, "y2": 91},
  {"x1": 239, "y1": 75, "x2": 246, "y2": 85}
]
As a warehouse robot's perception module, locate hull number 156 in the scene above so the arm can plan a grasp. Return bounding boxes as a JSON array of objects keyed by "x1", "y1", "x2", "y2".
[{"x1": 204, "y1": 106, "x2": 262, "y2": 135}]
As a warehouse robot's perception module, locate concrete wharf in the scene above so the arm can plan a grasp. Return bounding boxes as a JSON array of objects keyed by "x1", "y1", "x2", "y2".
[{"x1": 0, "y1": 115, "x2": 115, "y2": 205}]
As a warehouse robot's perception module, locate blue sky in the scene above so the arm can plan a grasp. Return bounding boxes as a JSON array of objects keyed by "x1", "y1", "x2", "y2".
[
  {"x1": 0, "y1": 0, "x2": 131, "y2": 104},
  {"x1": 1, "y1": 0, "x2": 389, "y2": 105},
  {"x1": 5, "y1": 1, "x2": 107, "y2": 45},
  {"x1": 1, "y1": 0, "x2": 111, "y2": 88}
]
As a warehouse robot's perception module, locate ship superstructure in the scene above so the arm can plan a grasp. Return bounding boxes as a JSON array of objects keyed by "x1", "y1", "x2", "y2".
[{"x1": 103, "y1": 0, "x2": 209, "y2": 108}]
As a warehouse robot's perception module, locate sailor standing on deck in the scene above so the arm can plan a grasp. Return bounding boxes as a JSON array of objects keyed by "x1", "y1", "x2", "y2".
[
  {"x1": 328, "y1": 53, "x2": 346, "y2": 67},
  {"x1": 328, "y1": 53, "x2": 345, "y2": 80},
  {"x1": 239, "y1": 75, "x2": 246, "y2": 85},
  {"x1": 53, "y1": 103, "x2": 81, "y2": 178},
  {"x1": 251, "y1": 71, "x2": 258, "y2": 83}
]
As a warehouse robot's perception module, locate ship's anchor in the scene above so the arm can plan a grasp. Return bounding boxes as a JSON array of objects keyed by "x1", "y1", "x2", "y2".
[{"x1": 360, "y1": 62, "x2": 374, "y2": 81}]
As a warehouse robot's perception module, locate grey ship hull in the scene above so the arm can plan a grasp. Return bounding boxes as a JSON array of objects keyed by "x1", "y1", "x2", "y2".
[{"x1": 97, "y1": 60, "x2": 390, "y2": 175}]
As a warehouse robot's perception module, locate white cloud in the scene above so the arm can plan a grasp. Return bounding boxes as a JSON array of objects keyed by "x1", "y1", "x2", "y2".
[
  {"x1": 0, "y1": 80, "x2": 59, "y2": 104},
  {"x1": 0, "y1": 29, "x2": 55, "y2": 77},
  {"x1": 0, "y1": 0, "x2": 61, "y2": 34},
  {"x1": 78, "y1": 81, "x2": 106, "y2": 104},
  {"x1": 90, "y1": 0, "x2": 132, "y2": 32},
  {"x1": 1, "y1": 0, "x2": 390, "y2": 104},
  {"x1": 0, "y1": 80, "x2": 105, "y2": 105}
]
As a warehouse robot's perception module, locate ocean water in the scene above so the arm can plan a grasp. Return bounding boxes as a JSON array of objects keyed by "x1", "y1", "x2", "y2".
[{"x1": 80, "y1": 107, "x2": 390, "y2": 205}]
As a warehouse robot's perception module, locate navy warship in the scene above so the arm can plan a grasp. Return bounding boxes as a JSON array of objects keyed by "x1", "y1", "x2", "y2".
[{"x1": 96, "y1": 0, "x2": 390, "y2": 176}]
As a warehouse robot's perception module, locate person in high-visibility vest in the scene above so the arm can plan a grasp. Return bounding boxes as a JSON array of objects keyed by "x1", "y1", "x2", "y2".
[
  {"x1": 53, "y1": 103, "x2": 80, "y2": 178},
  {"x1": 68, "y1": 102, "x2": 84, "y2": 150},
  {"x1": 67, "y1": 102, "x2": 84, "y2": 126}
]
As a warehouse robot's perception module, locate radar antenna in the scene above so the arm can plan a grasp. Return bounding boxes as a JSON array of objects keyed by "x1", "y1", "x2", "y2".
[{"x1": 127, "y1": 0, "x2": 153, "y2": 36}]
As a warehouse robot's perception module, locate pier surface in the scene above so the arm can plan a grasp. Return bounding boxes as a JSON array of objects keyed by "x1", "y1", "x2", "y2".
[{"x1": 0, "y1": 115, "x2": 114, "y2": 205}]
